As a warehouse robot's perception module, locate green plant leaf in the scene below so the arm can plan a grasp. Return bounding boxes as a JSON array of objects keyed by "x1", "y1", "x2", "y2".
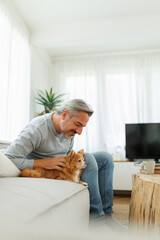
[
  {"x1": 36, "y1": 93, "x2": 48, "y2": 103},
  {"x1": 45, "y1": 90, "x2": 50, "y2": 101},
  {"x1": 35, "y1": 88, "x2": 66, "y2": 114}
]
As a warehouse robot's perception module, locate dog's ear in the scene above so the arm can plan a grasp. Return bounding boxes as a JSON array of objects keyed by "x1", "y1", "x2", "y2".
[
  {"x1": 70, "y1": 150, "x2": 76, "y2": 159},
  {"x1": 66, "y1": 150, "x2": 76, "y2": 166},
  {"x1": 77, "y1": 149, "x2": 85, "y2": 156}
]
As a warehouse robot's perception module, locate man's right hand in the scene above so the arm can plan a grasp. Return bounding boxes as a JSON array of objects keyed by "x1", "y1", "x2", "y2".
[{"x1": 33, "y1": 156, "x2": 66, "y2": 171}]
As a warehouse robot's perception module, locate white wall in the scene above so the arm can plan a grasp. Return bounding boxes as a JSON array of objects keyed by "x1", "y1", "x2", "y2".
[{"x1": 30, "y1": 47, "x2": 53, "y2": 119}]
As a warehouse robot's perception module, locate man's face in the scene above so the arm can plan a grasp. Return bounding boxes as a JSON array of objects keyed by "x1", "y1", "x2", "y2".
[{"x1": 60, "y1": 111, "x2": 89, "y2": 139}]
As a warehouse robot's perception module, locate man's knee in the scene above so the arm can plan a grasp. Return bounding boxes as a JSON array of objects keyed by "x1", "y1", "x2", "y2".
[
  {"x1": 84, "y1": 153, "x2": 98, "y2": 172},
  {"x1": 93, "y1": 151, "x2": 114, "y2": 169},
  {"x1": 103, "y1": 152, "x2": 114, "y2": 168}
]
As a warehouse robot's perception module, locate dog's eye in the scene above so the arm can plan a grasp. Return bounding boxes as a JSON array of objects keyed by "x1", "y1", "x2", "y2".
[{"x1": 78, "y1": 160, "x2": 81, "y2": 162}]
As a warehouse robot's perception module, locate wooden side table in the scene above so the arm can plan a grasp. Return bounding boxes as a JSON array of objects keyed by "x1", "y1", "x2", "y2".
[{"x1": 129, "y1": 173, "x2": 160, "y2": 229}]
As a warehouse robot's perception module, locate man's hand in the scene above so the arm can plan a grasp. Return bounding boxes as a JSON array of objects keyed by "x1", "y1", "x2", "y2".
[{"x1": 33, "y1": 156, "x2": 66, "y2": 171}]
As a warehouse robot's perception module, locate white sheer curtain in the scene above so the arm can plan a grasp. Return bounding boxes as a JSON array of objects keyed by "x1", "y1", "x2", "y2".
[
  {"x1": 0, "y1": 1, "x2": 30, "y2": 141},
  {"x1": 52, "y1": 52, "x2": 160, "y2": 158}
]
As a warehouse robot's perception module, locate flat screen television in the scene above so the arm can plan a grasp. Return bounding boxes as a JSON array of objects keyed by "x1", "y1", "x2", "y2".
[{"x1": 125, "y1": 123, "x2": 160, "y2": 162}]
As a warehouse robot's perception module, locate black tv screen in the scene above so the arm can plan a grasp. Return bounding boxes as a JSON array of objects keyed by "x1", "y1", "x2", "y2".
[{"x1": 125, "y1": 123, "x2": 160, "y2": 161}]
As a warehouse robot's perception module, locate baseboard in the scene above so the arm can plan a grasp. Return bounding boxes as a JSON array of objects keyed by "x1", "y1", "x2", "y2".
[{"x1": 113, "y1": 190, "x2": 131, "y2": 197}]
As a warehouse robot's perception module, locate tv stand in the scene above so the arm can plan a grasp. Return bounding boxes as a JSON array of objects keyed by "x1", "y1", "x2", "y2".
[
  {"x1": 133, "y1": 159, "x2": 160, "y2": 163},
  {"x1": 113, "y1": 161, "x2": 141, "y2": 190}
]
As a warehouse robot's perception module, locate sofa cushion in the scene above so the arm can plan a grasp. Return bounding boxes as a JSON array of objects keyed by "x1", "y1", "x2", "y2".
[
  {"x1": 0, "y1": 151, "x2": 20, "y2": 177},
  {"x1": 0, "y1": 177, "x2": 89, "y2": 234}
]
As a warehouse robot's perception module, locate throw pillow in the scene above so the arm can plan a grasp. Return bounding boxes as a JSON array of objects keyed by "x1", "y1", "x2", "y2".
[{"x1": 0, "y1": 152, "x2": 20, "y2": 177}]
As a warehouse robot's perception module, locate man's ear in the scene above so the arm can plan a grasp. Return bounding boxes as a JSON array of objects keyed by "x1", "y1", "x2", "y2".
[
  {"x1": 78, "y1": 149, "x2": 85, "y2": 156},
  {"x1": 61, "y1": 110, "x2": 69, "y2": 120}
]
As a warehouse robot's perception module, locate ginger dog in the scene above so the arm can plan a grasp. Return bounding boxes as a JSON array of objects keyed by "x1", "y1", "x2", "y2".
[{"x1": 20, "y1": 149, "x2": 88, "y2": 186}]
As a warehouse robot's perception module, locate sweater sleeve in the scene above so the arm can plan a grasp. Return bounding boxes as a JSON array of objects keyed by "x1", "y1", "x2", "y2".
[
  {"x1": 4, "y1": 124, "x2": 42, "y2": 170},
  {"x1": 67, "y1": 137, "x2": 74, "y2": 154}
]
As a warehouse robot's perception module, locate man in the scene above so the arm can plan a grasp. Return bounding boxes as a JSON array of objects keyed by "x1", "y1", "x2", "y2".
[{"x1": 5, "y1": 99, "x2": 114, "y2": 221}]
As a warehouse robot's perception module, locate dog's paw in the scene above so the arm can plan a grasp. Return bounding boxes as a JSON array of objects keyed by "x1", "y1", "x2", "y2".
[{"x1": 82, "y1": 182, "x2": 88, "y2": 187}]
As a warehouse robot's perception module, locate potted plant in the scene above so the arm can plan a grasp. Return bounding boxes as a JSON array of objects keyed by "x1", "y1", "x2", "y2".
[{"x1": 36, "y1": 88, "x2": 65, "y2": 115}]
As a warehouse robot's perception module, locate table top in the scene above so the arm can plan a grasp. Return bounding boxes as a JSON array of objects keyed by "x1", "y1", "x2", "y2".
[{"x1": 133, "y1": 173, "x2": 160, "y2": 183}]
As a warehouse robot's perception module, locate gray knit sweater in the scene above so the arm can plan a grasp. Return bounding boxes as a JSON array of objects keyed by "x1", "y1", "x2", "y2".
[{"x1": 4, "y1": 113, "x2": 74, "y2": 170}]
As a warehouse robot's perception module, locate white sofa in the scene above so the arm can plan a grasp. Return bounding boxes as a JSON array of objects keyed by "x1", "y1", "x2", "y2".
[{"x1": 0, "y1": 141, "x2": 89, "y2": 239}]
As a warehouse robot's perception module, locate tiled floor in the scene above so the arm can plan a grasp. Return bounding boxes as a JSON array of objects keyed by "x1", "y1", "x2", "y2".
[{"x1": 112, "y1": 195, "x2": 131, "y2": 226}]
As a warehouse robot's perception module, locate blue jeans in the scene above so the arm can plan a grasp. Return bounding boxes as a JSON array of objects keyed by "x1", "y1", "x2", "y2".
[{"x1": 81, "y1": 152, "x2": 114, "y2": 217}]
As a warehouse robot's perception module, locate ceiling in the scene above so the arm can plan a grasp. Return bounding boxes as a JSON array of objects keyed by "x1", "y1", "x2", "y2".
[{"x1": 9, "y1": 0, "x2": 160, "y2": 59}]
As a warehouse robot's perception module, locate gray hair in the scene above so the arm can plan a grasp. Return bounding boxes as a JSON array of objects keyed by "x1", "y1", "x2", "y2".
[{"x1": 56, "y1": 99, "x2": 94, "y2": 117}]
